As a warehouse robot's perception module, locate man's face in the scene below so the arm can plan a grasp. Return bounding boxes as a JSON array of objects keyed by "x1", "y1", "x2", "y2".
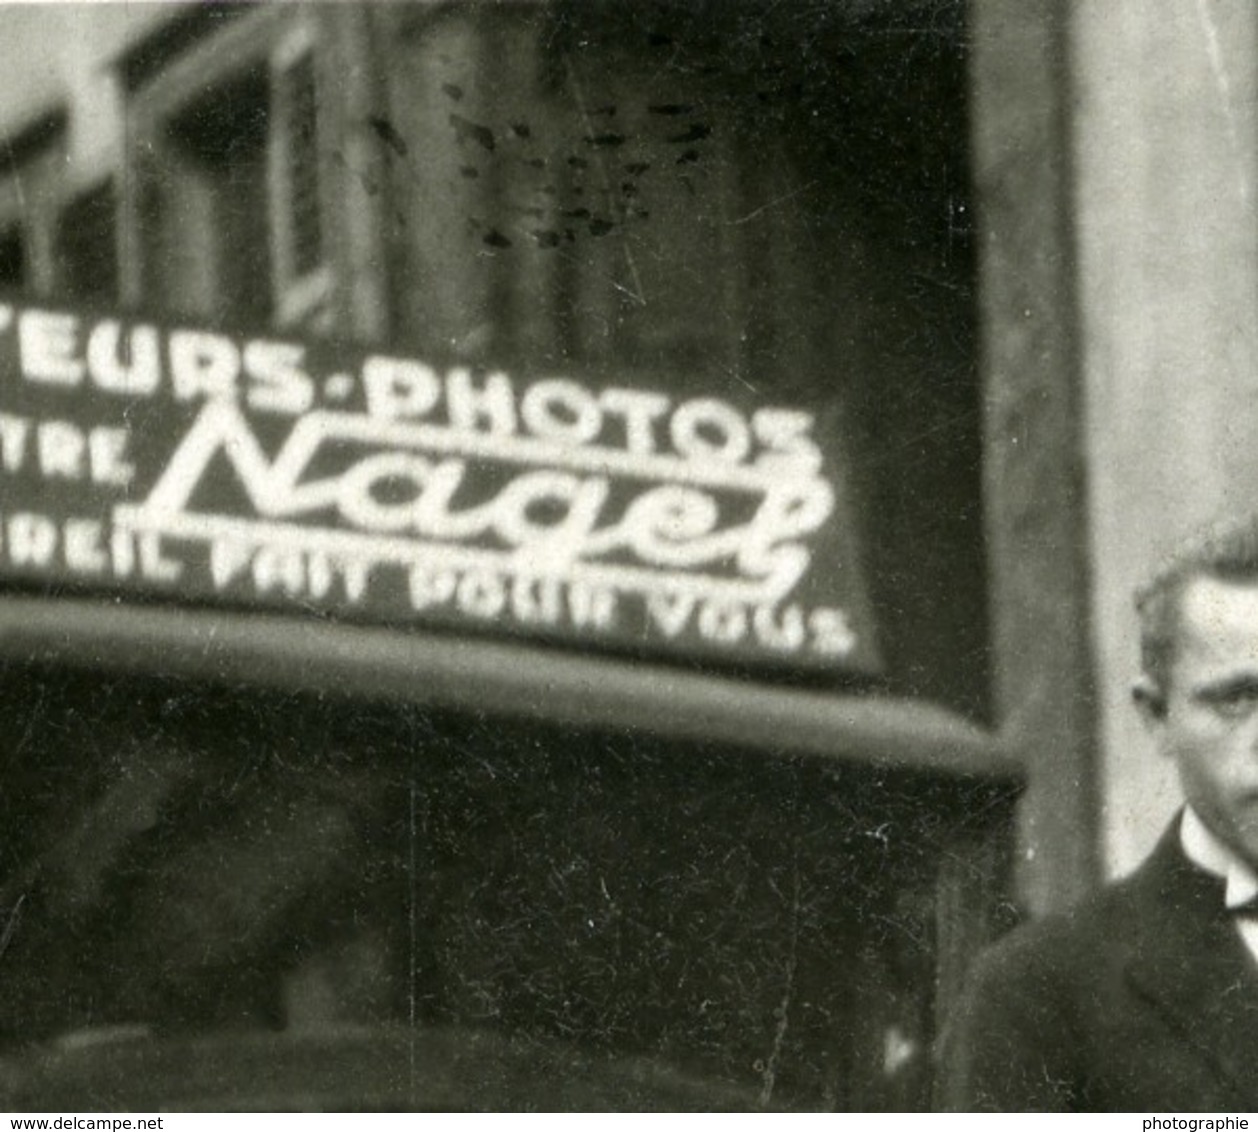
[{"x1": 1155, "y1": 575, "x2": 1258, "y2": 868}]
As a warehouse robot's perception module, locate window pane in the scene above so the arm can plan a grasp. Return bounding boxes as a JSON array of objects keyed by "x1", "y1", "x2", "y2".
[
  {"x1": 275, "y1": 50, "x2": 323, "y2": 279},
  {"x1": 55, "y1": 182, "x2": 118, "y2": 303},
  {"x1": 140, "y1": 66, "x2": 272, "y2": 326},
  {"x1": 0, "y1": 223, "x2": 24, "y2": 289}
]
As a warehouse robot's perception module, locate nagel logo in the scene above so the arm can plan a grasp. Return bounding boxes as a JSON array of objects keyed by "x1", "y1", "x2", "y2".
[{"x1": 115, "y1": 398, "x2": 836, "y2": 607}]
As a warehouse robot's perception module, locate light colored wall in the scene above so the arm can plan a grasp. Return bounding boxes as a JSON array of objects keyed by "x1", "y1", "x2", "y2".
[{"x1": 1072, "y1": 0, "x2": 1258, "y2": 877}]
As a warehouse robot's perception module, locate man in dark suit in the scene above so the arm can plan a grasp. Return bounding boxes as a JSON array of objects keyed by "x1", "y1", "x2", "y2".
[{"x1": 939, "y1": 521, "x2": 1258, "y2": 1111}]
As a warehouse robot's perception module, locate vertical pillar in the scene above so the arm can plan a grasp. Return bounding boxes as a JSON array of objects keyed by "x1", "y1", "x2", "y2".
[
  {"x1": 970, "y1": 0, "x2": 1099, "y2": 913},
  {"x1": 322, "y1": 4, "x2": 392, "y2": 343}
]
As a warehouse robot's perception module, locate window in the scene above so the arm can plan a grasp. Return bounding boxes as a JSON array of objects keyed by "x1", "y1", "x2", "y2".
[
  {"x1": 0, "y1": 108, "x2": 69, "y2": 296},
  {"x1": 55, "y1": 181, "x2": 120, "y2": 304},
  {"x1": 379, "y1": 5, "x2": 749, "y2": 380},
  {"x1": 0, "y1": 113, "x2": 121, "y2": 307},
  {"x1": 124, "y1": 7, "x2": 332, "y2": 331},
  {"x1": 0, "y1": 223, "x2": 24, "y2": 290}
]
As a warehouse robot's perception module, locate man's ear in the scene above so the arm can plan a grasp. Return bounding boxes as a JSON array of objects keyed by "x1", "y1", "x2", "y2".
[{"x1": 1132, "y1": 676, "x2": 1167, "y2": 726}]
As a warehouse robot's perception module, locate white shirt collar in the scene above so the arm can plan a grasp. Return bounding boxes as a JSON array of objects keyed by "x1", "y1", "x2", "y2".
[{"x1": 1180, "y1": 805, "x2": 1258, "y2": 910}]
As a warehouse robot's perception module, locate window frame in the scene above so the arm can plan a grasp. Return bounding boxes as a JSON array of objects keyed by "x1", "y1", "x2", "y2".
[
  {"x1": 268, "y1": 20, "x2": 333, "y2": 330},
  {"x1": 118, "y1": 4, "x2": 336, "y2": 331}
]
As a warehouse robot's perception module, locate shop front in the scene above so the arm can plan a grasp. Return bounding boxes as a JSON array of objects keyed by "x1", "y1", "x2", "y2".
[{"x1": 0, "y1": 1, "x2": 1053, "y2": 1111}]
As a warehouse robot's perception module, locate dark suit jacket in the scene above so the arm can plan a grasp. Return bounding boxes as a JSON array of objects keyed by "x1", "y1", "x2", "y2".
[{"x1": 937, "y1": 819, "x2": 1258, "y2": 1111}]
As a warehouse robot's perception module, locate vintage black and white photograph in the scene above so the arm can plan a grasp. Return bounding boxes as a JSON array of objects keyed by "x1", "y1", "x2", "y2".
[{"x1": 0, "y1": 0, "x2": 1251, "y2": 1115}]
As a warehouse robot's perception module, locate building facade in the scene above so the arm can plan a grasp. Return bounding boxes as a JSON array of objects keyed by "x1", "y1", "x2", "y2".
[{"x1": 0, "y1": 0, "x2": 1216, "y2": 1111}]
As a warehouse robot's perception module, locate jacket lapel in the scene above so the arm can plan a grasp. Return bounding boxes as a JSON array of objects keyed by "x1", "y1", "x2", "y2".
[{"x1": 1122, "y1": 824, "x2": 1258, "y2": 1103}]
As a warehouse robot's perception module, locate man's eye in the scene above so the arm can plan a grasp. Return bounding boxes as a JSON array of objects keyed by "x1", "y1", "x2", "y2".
[{"x1": 1205, "y1": 689, "x2": 1258, "y2": 719}]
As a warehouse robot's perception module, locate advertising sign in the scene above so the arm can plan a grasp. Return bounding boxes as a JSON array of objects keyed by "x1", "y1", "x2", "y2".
[{"x1": 0, "y1": 301, "x2": 879, "y2": 672}]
